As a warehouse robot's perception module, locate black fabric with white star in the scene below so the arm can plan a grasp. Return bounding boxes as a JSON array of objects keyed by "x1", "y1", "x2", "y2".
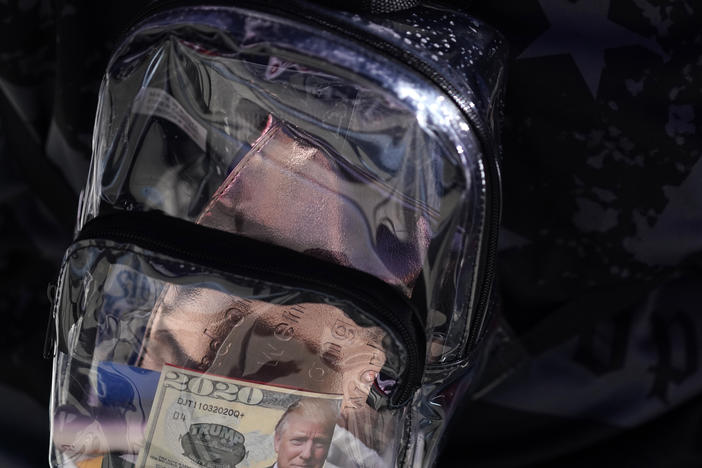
[{"x1": 438, "y1": 0, "x2": 702, "y2": 466}]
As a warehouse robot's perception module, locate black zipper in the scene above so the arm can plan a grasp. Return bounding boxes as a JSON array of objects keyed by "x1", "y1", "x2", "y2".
[
  {"x1": 116, "y1": 0, "x2": 501, "y2": 353},
  {"x1": 76, "y1": 210, "x2": 425, "y2": 408}
]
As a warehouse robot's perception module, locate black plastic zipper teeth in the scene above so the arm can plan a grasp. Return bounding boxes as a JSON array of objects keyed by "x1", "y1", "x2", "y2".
[
  {"x1": 77, "y1": 211, "x2": 424, "y2": 407},
  {"x1": 117, "y1": 0, "x2": 500, "y2": 350}
]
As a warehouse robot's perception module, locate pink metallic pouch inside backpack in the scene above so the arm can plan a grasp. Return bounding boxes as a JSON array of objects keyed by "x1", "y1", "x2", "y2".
[{"x1": 197, "y1": 115, "x2": 430, "y2": 294}]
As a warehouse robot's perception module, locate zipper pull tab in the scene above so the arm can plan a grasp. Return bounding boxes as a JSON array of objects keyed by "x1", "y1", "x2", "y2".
[{"x1": 43, "y1": 282, "x2": 57, "y2": 360}]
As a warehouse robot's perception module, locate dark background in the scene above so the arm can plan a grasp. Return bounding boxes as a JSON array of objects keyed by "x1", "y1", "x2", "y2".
[{"x1": 1, "y1": 0, "x2": 701, "y2": 466}]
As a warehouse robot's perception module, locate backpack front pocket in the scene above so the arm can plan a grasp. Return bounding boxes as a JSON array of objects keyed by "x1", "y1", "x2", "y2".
[{"x1": 50, "y1": 213, "x2": 424, "y2": 467}]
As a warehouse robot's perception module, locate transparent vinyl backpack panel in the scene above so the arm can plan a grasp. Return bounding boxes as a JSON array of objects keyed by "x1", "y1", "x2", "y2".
[{"x1": 50, "y1": 4, "x2": 506, "y2": 468}]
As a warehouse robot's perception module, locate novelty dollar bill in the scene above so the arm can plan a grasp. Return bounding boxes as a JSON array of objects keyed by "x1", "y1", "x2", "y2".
[{"x1": 136, "y1": 365, "x2": 342, "y2": 468}]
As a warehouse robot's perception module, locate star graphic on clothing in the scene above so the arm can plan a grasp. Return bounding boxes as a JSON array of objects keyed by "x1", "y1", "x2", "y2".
[{"x1": 519, "y1": 0, "x2": 665, "y2": 98}]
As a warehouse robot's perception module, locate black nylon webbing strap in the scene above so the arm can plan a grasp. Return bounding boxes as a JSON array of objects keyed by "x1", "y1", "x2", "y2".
[
  {"x1": 318, "y1": 0, "x2": 421, "y2": 14},
  {"x1": 361, "y1": 0, "x2": 421, "y2": 13},
  {"x1": 518, "y1": 281, "x2": 655, "y2": 355},
  {"x1": 472, "y1": 279, "x2": 660, "y2": 397}
]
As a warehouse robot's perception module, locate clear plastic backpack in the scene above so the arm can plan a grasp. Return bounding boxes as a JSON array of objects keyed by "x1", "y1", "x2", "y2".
[{"x1": 46, "y1": 2, "x2": 507, "y2": 467}]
